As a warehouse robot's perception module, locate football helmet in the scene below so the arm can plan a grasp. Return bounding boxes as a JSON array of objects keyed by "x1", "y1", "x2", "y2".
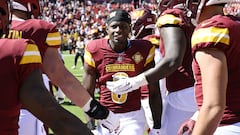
[
  {"x1": 0, "y1": 0, "x2": 11, "y2": 36},
  {"x1": 188, "y1": 0, "x2": 229, "y2": 22},
  {"x1": 131, "y1": 8, "x2": 157, "y2": 39},
  {"x1": 12, "y1": 0, "x2": 41, "y2": 19},
  {"x1": 158, "y1": 0, "x2": 186, "y2": 14}
]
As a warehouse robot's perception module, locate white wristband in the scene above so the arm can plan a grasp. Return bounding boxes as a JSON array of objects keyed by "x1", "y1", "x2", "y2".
[
  {"x1": 82, "y1": 97, "x2": 93, "y2": 112},
  {"x1": 135, "y1": 73, "x2": 148, "y2": 86},
  {"x1": 190, "y1": 111, "x2": 199, "y2": 121}
]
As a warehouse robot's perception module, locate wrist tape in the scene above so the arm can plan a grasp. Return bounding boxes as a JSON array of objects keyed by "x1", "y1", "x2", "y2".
[{"x1": 83, "y1": 98, "x2": 109, "y2": 119}]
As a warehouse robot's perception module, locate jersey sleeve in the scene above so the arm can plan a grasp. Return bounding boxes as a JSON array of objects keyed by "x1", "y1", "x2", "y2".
[
  {"x1": 44, "y1": 22, "x2": 62, "y2": 47},
  {"x1": 84, "y1": 41, "x2": 97, "y2": 68},
  {"x1": 46, "y1": 29, "x2": 61, "y2": 47},
  {"x1": 18, "y1": 43, "x2": 42, "y2": 85},
  {"x1": 191, "y1": 21, "x2": 230, "y2": 56},
  {"x1": 156, "y1": 9, "x2": 183, "y2": 28}
]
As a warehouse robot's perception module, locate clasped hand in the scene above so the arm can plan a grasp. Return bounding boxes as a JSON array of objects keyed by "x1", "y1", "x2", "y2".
[
  {"x1": 177, "y1": 119, "x2": 195, "y2": 135},
  {"x1": 98, "y1": 111, "x2": 120, "y2": 133},
  {"x1": 106, "y1": 77, "x2": 140, "y2": 94}
]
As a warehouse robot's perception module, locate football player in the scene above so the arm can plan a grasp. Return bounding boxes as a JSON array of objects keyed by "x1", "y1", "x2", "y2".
[
  {"x1": 178, "y1": 0, "x2": 240, "y2": 134},
  {"x1": 107, "y1": 0, "x2": 198, "y2": 134},
  {"x1": 130, "y1": 8, "x2": 164, "y2": 134},
  {"x1": 0, "y1": 0, "x2": 92, "y2": 135},
  {"x1": 83, "y1": 9, "x2": 162, "y2": 135},
  {"x1": 6, "y1": 0, "x2": 119, "y2": 135}
]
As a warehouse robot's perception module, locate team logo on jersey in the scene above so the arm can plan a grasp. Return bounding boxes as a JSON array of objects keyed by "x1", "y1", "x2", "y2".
[{"x1": 132, "y1": 52, "x2": 143, "y2": 64}]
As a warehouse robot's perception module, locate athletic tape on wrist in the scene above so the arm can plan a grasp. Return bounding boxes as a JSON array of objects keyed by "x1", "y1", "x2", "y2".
[{"x1": 84, "y1": 99, "x2": 109, "y2": 119}]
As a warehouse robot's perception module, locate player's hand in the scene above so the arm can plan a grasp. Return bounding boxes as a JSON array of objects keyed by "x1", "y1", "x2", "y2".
[
  {"x1": 106, "y1": 74, "x2": 148, "y2": 94},
  {"x1": 86, "y1": 119, "x2": 96, "y2": 130},
  {"x1": 149, "y1": 128, "x2": 161, "y2": 135},
  {"x1": 98, "y1": 111, "x2": 120, "y2": 133},
  {"x1": 177, "y1": 119, "x2": 195, "y2": 135},
  {"x1": 106, "y1": 77, "x2": 136, "y2": 94}
]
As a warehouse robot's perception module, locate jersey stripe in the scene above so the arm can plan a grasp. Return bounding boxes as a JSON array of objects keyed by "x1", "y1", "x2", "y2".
[
  {"x1": 157, "y1": 14, "x2": 182, "y2": 27},
  {"x1": 84, "y1": 49, "x2": 96, "y2": 68},
  {"x1": 20, "y1": 44, "x2": 42, "y2": 64},
  {"x1": 149, "y1": 37, "x2": 160, "y2": 46},
  {"x1": 46, "y1": 32, "x2": 61, "y2": 46},
  {"x1": 192, "y1": 27, "x2": 230, "y2": 47},
  {"x1": 145, "y1": 46, "x2": 155, "y2": 67}
]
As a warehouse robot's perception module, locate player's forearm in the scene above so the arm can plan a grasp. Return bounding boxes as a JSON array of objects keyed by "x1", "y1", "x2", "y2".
[
  {"x1": 51, "y1": 68, "x2": 92, "y2": 107},
  {"x1": 46, "y1": 106, "x2": 93, "y2": 135},
  {"x1": 149, "y1": 82, "x2": 162, "y2": 129},
  {"x1": 144, "y1": 57, "x2": 181, "y2": 84},
  {"x1": 192, "y1": 106, "x2": 223, "y2": 135}
]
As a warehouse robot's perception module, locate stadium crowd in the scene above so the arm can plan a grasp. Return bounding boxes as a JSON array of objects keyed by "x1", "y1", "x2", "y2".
[
  {"x1": 1, "y1": 0, "x2": 240, "y2": 135},
  {"x1": 40, "y1": 0, "x2": 158, "y2": 53}
]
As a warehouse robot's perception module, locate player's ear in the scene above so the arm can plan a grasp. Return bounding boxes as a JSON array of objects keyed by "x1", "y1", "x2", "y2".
[{"x1": 106, "y1": 25, "x2": 110, "y2": 35}]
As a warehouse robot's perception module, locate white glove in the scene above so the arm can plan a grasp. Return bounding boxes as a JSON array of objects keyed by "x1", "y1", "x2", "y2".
[
  {"x1": 98, "y1": 111, "x2": 120, "y2": 133},
  {"x1": 106, "y1": 73, "x2": 148, "y2": 94},
  {"x1": 149, "y1": 128, "x2": 161, "y2": 135}
]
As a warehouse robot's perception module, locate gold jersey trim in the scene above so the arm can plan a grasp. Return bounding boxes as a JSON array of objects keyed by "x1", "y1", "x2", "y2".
[
  {"x1": 20, "y1": 44, "x2": 42, "y2": 64},
  {"x1": 46, "y1": 32, "x2": 61, "y2": 46},
  {"x1": 157, "y1": 14, "x2": 182, "y2": 27},
  {"x1": 192, "y1": 27, "x2": 230, "y2": 47},
  {"x1": 84, "y1": 49, "x2": 95, "y2": 68},
  {"x1": 149, "y1": 37, "x2": 160, "y2": 46},
  {"x1": 145, "y1": 46, "x2": 155, "y2": 67}
]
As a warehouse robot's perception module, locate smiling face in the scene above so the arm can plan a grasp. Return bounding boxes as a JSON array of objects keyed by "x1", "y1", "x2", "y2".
[
  {"x1": 0, "y1": 0, "x2": 10, "y2": 37},
  {"x1": 106, "y1": 20, "x2": 131, "y2": 47}
]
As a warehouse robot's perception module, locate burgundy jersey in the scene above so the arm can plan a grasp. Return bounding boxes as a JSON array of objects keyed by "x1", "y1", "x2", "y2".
[
  {"x1": 6, "y1": 19, "x2": 61, "y2": 58},
  {"x1": 0, "y1": 39, "x2": 41, "y2": 135},
  {"x1": 156, "y1": 8, "x2": 195, "y2": 92},
  {"x1": 143, "y1": 34, "x2": 161, "y2": 48},
  {"x1": 192, "y1": 15, "x2": 240, "y2": 125},
  {"x1": 84, "y1": 38, "x2": 155, "y2": 113}
]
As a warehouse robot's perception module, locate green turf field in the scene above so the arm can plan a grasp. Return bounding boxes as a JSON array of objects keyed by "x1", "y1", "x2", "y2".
[
  {"x1": 49, "y1": 52, "x2": 87, "y2": 134},
  {"x1": 59, "y1": 51, "x2": 87, "y2": 122}
]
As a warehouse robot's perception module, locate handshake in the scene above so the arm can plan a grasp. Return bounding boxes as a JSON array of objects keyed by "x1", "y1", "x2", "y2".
[
  {"x1": 82, "y1": 73, "x2": 149, "y2": 133},
  {"x1": 106, "y1": 73, "x2": 148, "y2": 94},
  {"x1": 83, "y1": 98, "x2": 120, "y2": 133}
]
